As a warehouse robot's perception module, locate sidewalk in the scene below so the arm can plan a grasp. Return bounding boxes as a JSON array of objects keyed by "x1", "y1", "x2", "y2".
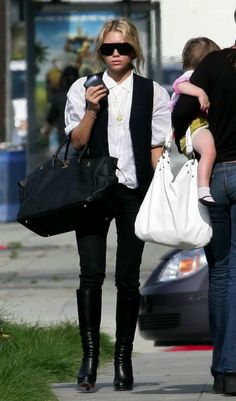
[
  {"x1": 0, "y1": 222, "x2": 222, "y2": 400},
  {"x1": 54, "y1": 351, "x2": 221, "y2": 401}
]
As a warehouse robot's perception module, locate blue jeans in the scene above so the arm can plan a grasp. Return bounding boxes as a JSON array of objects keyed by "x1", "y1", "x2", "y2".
[{"x1": 205, "y1": 161, "x2": 236, "y2": 375}]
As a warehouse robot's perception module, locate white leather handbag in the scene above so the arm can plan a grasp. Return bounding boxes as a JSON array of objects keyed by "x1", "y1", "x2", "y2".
[{"x1": 135, "y1": 130, "x2": 213, "y2": 250}]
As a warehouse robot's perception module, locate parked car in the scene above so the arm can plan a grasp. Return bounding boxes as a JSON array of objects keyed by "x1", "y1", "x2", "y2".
[
  {"x1": 138, "y1": 247, "x2": 212, "y2": 346},
  {"x1": 161, "y1": 61, "x2": 183, "y2": 96}
]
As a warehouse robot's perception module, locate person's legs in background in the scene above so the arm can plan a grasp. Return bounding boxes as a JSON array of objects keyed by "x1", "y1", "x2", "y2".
[
  {"x1": 113, "y1": 185, "x2": 144, "y2": 391},
  {"x1": 206, "y1": 162, "x2": 236, "y2": 394},
  {"x1": 221, "y1": 165, "x2": 236, "y2": 394},
  {"x1": 204, "y1": 206, "x2": 230, "y2": 391}
]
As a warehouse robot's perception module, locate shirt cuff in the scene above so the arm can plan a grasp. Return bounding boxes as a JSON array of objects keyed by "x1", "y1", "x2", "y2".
[{"x1": 64, "y1": 122, "x2": 78, "y2": 135}]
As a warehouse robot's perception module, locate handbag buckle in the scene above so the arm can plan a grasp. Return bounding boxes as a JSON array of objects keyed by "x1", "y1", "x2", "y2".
[
  {"x1": 162, "y1": 145, "x2": 171, "y2": 159},
  {"x1": 61, "y1": 160, "x2": 69, "y2": 168},
  {"x1": 186, "y1": 151, "x2": 195, "y2": 162}
]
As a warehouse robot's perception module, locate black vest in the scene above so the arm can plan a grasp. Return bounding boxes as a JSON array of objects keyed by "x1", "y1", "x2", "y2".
[{"x1": 87, "y1": 73, "x2": 154, "y2": 195}]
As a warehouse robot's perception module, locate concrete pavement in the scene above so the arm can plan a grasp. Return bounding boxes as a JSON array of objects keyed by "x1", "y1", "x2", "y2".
[
  {"x1": 0, "y1": 222, "x2": 222, "y2": 400},
  {"x1": 54, "y1": 351, "x2": 219, "y2": 401}
]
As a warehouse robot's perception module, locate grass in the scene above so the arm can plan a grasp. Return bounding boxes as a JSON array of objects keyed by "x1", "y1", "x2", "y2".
[
  {"x1": 7, "y1": 242, "x2": 23, "y2": 259},
  {"x1": 0, "y1": 315, "x2": 113, "y2": 401}
]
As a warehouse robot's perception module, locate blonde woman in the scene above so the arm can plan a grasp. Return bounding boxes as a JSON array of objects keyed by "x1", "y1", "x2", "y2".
[{"x1": 64, "y1": 17, "x2": 171, "y2": 391}]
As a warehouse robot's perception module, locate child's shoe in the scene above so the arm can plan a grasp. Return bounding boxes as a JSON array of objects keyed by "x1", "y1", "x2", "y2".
[{"x1": 198, "y1": 187, "x2": 216, "y2": 206}]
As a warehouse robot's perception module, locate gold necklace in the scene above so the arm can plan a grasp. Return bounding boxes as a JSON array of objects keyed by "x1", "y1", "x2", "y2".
[{"x1": 110, "y1": 88, "x2": 129, "y2": 122}]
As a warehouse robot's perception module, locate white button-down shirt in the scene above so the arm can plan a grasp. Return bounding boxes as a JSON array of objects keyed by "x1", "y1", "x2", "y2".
[{"x1": 65, "y1": 70, "x2": 171, "y2": 188}]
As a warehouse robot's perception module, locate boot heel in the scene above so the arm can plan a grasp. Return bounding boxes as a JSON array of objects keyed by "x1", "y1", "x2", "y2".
[
  {"x1": 77, "y1": 357, "x2": 98, "y2": 389},
  {"x1": 113, "y1": 344, "x2": 133, "y2": 391},
  {"x1": 113, "y1": 361, "x2": 133, "y2": 391},
  {"x1": 77, "y1": 373, "x2": 96, "y2": 389},
  {"x1": 224, "y1": 372, "x2": 236, "y2": 395},
  {"x1": 113, "y1": 291, "x2": 140, "y2": 392},
  {"x1": 77, "y1": 379, "x2": 95, "y2": 389},
  {"x1": 213, "y1": 374, "x2": 224, "y2": 394}
]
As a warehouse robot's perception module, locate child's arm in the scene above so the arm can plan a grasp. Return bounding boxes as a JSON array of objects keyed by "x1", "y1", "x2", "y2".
[{"x1": 175, "y1": 81, "x2": 210, "y2": 112}]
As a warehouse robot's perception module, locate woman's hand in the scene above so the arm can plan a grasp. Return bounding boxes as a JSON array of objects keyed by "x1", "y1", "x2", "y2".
[
  {"x1": 85, "y1": 85, "x2": 108, "y2": 114},
  {"x1": 71, "y1": 84, "x2": 108, "y2": 150}
]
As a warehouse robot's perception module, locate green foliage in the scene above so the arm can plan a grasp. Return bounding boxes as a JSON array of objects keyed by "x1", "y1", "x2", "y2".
[
  {"x1": 0, "y1": 319, "x2": 113, "y2": 401},
  {"x1": 4, "y1": 242, "x2": 23, "y2": 259}
]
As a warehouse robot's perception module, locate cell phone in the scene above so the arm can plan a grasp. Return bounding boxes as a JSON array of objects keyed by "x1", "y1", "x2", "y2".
[{"x1": 84, "y1": 74, "x2": 109, "y2": 95}]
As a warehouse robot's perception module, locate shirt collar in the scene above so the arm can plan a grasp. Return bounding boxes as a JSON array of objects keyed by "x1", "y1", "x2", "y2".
[{"x1": 103, "y1": 70, "x2": 133, "y2": 92}]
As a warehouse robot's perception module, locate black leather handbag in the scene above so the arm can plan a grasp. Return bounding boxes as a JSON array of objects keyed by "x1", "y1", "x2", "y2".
[{"x1": 17, "y1": 134, "x2": 118, "y2": 237}]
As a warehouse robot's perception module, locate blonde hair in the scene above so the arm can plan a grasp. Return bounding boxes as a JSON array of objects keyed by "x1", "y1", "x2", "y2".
[
  {"x1": 95, "y1": 18, "x2": 144, "y2": 74},
  {"x1": 182, "y1": 37, "x2": 220, "y2": 71}
]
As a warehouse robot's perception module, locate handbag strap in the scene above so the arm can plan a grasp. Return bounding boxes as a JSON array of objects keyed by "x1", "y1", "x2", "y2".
[
  {"x1": 53, "y1": 132, "x2": 71, "y2": 161},
  {"x1": 52, "y1": 132, "x2": 93, "y2": 165},
  {"x1": 52, "y1": 134, "x2": 117, "y2": 169},
  {"x1": 164, "y1": 129, "x2": 194, "y2": 158}
]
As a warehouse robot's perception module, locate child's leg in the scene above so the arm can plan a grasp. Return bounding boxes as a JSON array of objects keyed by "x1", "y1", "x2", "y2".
[{"x1": 192, "y1": 128, "x2": 216, "y2": 205}]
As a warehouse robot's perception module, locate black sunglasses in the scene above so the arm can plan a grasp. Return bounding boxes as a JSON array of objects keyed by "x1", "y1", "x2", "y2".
[{"x1": 100, "y1": 42, "x2": 134, "y2": 56}]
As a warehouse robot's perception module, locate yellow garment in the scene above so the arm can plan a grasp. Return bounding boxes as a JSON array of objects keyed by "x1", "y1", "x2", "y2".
[
  {"x1": 180, "y1": 116, "x2": 209, "y2": 154},
  {"x1": 47, "y1": 67, "x2": 62, "y2": 89}
]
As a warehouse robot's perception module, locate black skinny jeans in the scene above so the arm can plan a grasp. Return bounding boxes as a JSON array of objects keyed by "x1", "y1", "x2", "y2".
[{"x1": 75, "y1": 184, "x2": 145, "y2": 293}]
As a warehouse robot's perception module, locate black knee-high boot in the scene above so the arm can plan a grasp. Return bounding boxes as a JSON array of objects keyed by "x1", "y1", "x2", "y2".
[
  {"x1": 113, "y1": 290, "x2": 140, "y2": 391},
  {"x1": 76, "y1": 288, "x2": 102, "y2": 389}
]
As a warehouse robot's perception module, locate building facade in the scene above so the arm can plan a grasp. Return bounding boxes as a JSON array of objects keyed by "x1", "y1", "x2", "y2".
[{"x1": 160, "y1": 0, "x2": 236, "y2": 62}]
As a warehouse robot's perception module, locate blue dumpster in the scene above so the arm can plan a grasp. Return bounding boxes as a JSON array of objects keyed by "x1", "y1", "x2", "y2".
[{"x1": 0, "y1": 149, "x2": 26, "y2": 222}]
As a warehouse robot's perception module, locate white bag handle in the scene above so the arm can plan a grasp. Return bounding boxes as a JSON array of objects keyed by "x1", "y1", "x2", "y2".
[
  {"x1": 164, "y1": 129, "x2": 194, "y2": 156},
  {"x1": 135, "y1": 128, "x2": 212, "y2": 249}
]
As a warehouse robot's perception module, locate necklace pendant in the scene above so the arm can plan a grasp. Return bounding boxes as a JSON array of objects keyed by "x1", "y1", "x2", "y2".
[{"x1": 116, "y1": 114, "x2": 123, "y2": 122}]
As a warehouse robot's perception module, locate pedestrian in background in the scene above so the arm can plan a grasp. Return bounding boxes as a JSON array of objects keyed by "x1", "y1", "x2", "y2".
[
  {"x1": 41, "y1": 66, "x2": 79, "y2": 145},
  {"x1": 64, "y1": 17, "x2": 171, "y2": 391},
  {"x1": 45, "y1": 58, "x2": 62, "y2": 102},
  {"x1": 172, "y1": 13, "x2": 236, "y2": 395}
]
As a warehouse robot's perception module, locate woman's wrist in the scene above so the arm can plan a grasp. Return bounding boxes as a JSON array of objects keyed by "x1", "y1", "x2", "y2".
[{"x1": 85, "y1": 109, "x2": 97, "y2": 119}]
